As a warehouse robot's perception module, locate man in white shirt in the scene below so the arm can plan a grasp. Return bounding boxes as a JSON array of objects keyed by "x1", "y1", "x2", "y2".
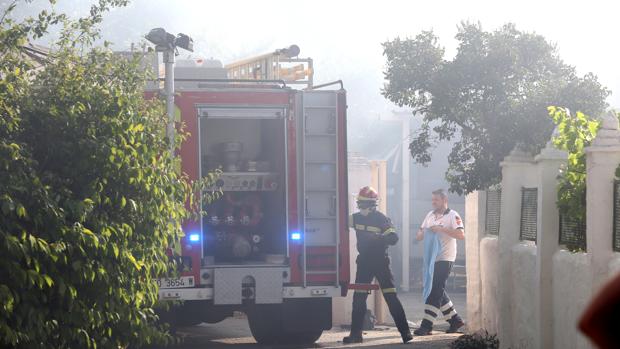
[{"x1": 413, "y1": 189, "x2": 465, "y2": 335}]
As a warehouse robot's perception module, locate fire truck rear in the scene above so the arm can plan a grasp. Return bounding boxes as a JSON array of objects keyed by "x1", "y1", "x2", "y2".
[{"x1": 152, "y1": 47, "x2": 350, "y2": 344}]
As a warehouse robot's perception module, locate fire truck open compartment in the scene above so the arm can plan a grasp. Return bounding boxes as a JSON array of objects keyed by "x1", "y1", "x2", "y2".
[{"x1": 199, "y1": 110, "x2": 287, "y2": 265}]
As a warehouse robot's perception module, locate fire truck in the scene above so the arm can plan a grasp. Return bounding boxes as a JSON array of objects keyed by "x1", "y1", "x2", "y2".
[{"x1": 152, "y1": 46, "x2": 350, "y2": 344}]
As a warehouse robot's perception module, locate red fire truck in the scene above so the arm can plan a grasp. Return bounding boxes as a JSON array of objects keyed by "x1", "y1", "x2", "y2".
[{"x1": 153, "y1": 48, "x2": 350, "y2": 344}]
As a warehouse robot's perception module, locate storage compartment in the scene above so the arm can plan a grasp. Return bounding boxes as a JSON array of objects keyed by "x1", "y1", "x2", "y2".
[{"x1": 199, "y1": 112, "x2": 287, "y2": 265}]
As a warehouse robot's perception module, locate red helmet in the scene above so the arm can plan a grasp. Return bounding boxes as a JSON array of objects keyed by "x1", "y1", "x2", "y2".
[{"x1": 357, "y1": 186, "x2": 379, "y2": 202}]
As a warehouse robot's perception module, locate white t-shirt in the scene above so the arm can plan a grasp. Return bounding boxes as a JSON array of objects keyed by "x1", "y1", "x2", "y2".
[{"x1": 420, "y1": 208, "x2": 464, "y2": 262}]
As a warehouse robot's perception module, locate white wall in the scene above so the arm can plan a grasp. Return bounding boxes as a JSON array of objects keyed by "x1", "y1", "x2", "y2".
[
  {"x1": 333, "y1": 156, "x2": 389, "y2": 326},
  {"x1": 608, "y1": 254, "x2": 620, "y2": 275},
  {"x1": 552, "y1": 250, "x2": 592, "y2": 349},
  {"x1": 332, "y1": 155, "x2": 373, "y2": 326},
  {"x1": 462, "y1": 113, "x2": 620, "y2": 349},
  {"x1": 480, "y1": 236, "x2": 499, "y2": 333},
  {"x1": 510, "y1": 243, "x2": 538, "y2": 349}
]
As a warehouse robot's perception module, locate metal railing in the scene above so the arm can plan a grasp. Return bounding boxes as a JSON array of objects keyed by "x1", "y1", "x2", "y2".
[
  {"x1": 559, "y1": 215, "x2": 586, "y2": 251},
  {"x1": 485, "y1": 188, "x2": 502, "y2": 235},
  {"x1": 519, "y1": 187, "x2": 538, "y2": 242},
  {"x1": 614, "y1": 180, "x2": 620, "y2": 252}
]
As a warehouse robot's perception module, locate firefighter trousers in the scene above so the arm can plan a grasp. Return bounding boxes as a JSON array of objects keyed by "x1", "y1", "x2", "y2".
[
  {"x1": 350, "y1": 256, "x2": 410, "y2": 335},
  {"x1": 420, "y1": 261, "x2": 462, "y2": 329}
]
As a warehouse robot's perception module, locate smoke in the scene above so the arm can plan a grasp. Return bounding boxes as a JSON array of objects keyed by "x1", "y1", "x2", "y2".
[{"x1": 9, "y1": 0, "x2": 619, "y2": 158}]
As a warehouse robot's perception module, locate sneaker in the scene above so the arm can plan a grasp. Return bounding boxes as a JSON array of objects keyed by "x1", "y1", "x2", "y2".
[
  {"x1": 342, "y1": 333, "x2": 363, "y2": 344},
  {"x1": 413, "y1": 327, "x2": 432, "y2": 336},
  {"x1": 446, "y1": 320, "x2": 465, "y2": 333},
  {"x1": 401, "y1": 331, "x2": 414, "y2": 343}
]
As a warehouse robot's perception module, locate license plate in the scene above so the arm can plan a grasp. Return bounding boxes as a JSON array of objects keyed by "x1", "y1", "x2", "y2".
[{"x1": 157, "y1": 276, "x2": 194, "y2": 289}]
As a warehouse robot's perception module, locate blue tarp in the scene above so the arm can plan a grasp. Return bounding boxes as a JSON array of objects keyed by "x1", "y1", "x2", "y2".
[{"x1": 422, "y1": 228, "x2": 441, "y2": 302}]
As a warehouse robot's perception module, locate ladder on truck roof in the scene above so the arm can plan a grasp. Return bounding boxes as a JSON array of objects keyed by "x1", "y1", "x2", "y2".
[{"x1": 225, "y1": 45, "x2": 314, "y2": 88}]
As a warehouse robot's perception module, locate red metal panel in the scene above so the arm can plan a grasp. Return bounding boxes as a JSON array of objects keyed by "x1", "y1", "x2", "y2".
[
  {"x1": 305, "y1": 246, "x2": 337, "y2": 283},
  {"x1": 176, "y1": 94, "x2": 202, "y2": 284}
]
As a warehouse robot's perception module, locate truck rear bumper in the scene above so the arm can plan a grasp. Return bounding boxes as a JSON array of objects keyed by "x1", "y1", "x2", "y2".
[
  {"x1": 159, "y1": 287, "x2": 213, "y2": 300},
  {"x1": 159, "y1": 285, "x2": 341, "y2": 301}
]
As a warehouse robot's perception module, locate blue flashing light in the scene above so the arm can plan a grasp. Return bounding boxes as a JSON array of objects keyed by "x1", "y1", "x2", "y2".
[
  {"x1": 189, "y1": 233, "x2": 200, "y2": 242},
  {"x1": 291, "y1": 232, "x2": 302, "y2": 241}
]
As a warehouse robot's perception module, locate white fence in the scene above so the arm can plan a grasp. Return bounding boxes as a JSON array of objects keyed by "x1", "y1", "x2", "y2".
[{"x1": 465, "y1": 112, "x2": 620, "y2": 349}]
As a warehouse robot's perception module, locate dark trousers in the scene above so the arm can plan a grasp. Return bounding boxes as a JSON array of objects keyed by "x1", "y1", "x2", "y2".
[
  {"x1": 420, "y1": 261, "x2": 462, "y2": 329},
  {"x1": 350, "y1": 256, "x2": 410, "y2": 335}
]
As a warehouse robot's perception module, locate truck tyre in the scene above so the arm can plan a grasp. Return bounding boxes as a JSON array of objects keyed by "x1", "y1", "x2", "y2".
[
  {"x1": 247, "y1": 306, "x2": 283, "y2": 344},
  {"x1": 247, "y1": 298, "x2": 330, "y2": 345},
  {"x1": 247, "y1": 309, "x2": 323, "y2": 345},
  {"x1": 284, "y1": 328, "x2": 323, "y2": 345}
]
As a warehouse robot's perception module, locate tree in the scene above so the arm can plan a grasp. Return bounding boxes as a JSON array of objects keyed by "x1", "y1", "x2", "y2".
[
  {"x1": 0, "y1": 1, "x2": 216, "y2": 347},
  {"x1": 382, "y1": 22, "x2": 609, "y2": 194},
  {"x1": 549, "y1": 107, "x2": 620, "y2": 251},
  {"x1": 548, "y1": 107, "x2": 598, "y2": 223}
]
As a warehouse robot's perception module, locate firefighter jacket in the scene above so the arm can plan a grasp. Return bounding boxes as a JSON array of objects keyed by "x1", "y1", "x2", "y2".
[{"x1": 350, "y1": 210, "x2": 398, "y2": 260}]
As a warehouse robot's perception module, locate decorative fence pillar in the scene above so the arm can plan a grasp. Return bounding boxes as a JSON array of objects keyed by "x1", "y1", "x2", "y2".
[
  {"x1": 586, "y1": 112, "x2": 620, "y2": 291},
  {"x1": 465, "y1": 191, "x2": 486, "y2": 331},
  {"x1": 534, "y1": 138, "x2": 567, "y2": 349},
  {"x1": 498, "y1": 147, "x2": 536, "y2": 349}
]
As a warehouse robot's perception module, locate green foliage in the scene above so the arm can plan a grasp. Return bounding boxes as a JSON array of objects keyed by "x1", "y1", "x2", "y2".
[
  {"x1": 0, "y1": 1, "x2": 219, "y2": 348},
  {"x1": 450, "y1": 330, "x2": 499, "y2": 349},
  {"x1": 548, "y1": 107, "x2": 599, "y2": 226},
  {"x1": 549, "y1": 107, "x2": 620, "y2": 252},
  {"x1": 382, "y1": 22, "x2": 609, "y2": 194}
]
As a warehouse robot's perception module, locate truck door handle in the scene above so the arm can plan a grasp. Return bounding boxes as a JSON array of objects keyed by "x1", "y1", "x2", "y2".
[
  {"x1": 329, "y1": 195, "x2": 337, "y2": 216},
  {"x1": 327, "y1": 112, "x2": 336, "y2": 134},
  {"x1": 304, "y1": 113, "x2": 309, "y2": 134},
  {"x1": 305, "y1": 198, "x2": 309, "y2": 216}
]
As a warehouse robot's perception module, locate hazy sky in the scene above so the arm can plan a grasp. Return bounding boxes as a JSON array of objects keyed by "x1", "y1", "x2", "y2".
[
  {"x1": 13, "y1": 0, "x2": 620, "y2": 155},
  {"x1": 37, "y1": 0, "x2": 616, "y2": 104},
  {"x1": 96, "y1": 0, "x2": 620, "y2": 107}
]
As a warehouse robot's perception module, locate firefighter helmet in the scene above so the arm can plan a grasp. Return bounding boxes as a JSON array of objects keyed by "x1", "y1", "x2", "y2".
[{"x1": 357, "y1": 186, "x2": 379, "y2": 208}]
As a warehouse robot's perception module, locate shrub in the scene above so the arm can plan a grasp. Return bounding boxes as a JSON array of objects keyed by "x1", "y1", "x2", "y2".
[
  {"x1": 450, "y1": 330, "x2": 499, "y2": 349},
  {"x1": 0, "y1": 2, "x2": 217, "y2": 348}
]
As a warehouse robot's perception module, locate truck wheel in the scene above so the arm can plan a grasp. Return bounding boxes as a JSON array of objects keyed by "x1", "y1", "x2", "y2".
[
  {"x1": 247, "y1": 299, "x2": 329, "y2": 345},
  {"x1": 248, "y1": 313, "x2": 323, "y2": 345},
  {"x1": 247, "y1": 305, "x2": 284, "y2": 344},
  {"x1": 284, "y1": 329, "x2": 324, "y2": 344}
]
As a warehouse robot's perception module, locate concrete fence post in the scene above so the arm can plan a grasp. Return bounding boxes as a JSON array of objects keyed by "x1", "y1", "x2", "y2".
[
  {"x1": 534, "y1": 137, "x2": 567, "y2": 349},
  {"x1": 498, "y1": 147, "x2": 536, "y2": 349},
  {"x1": 465, "y1": 190, "x2": 486, "y2": 331},
  {"x1": 585, "y1": 112, "x2": 620, "y2": 291}
]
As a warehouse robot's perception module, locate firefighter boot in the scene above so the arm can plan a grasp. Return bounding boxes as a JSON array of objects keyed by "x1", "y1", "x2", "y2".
[
  {"x1": 413, "y1": 320, "x2": 433, "y2": 336},
  {"x1": 401, "y1": 330, "x2": 414, "y2": 344},
  {"x1": 346, "y1": 291, "x2": 367, "y2": 344},
  {"x1": 446, "y1": 317, "x2": 465, "y2": 333},
  {"x1": 342, "y1": 332, "x2": 363, "y2": 344}
]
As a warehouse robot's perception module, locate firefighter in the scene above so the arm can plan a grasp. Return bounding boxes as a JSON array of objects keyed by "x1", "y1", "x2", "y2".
[{"x1": 343, "y1": 186, "x2": 413, "y2": 344}]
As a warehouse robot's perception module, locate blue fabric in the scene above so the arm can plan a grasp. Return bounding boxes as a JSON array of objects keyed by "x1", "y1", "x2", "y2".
[{"x1": 422, "y1": 228, "x2": 441, "y2": 302}]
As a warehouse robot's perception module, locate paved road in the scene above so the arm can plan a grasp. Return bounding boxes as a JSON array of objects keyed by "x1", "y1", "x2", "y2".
[
  {"x1": 161, "y1": 291, "x2": 467, "y2": 349},
  {"x1": 173, "y1": 318, "x2": 461, "y2": 349}
]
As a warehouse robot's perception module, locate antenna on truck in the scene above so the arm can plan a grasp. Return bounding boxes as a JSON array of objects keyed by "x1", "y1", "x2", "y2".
[{"x1": 225, "y1": 44, "x2": 314, "y2": 88}]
